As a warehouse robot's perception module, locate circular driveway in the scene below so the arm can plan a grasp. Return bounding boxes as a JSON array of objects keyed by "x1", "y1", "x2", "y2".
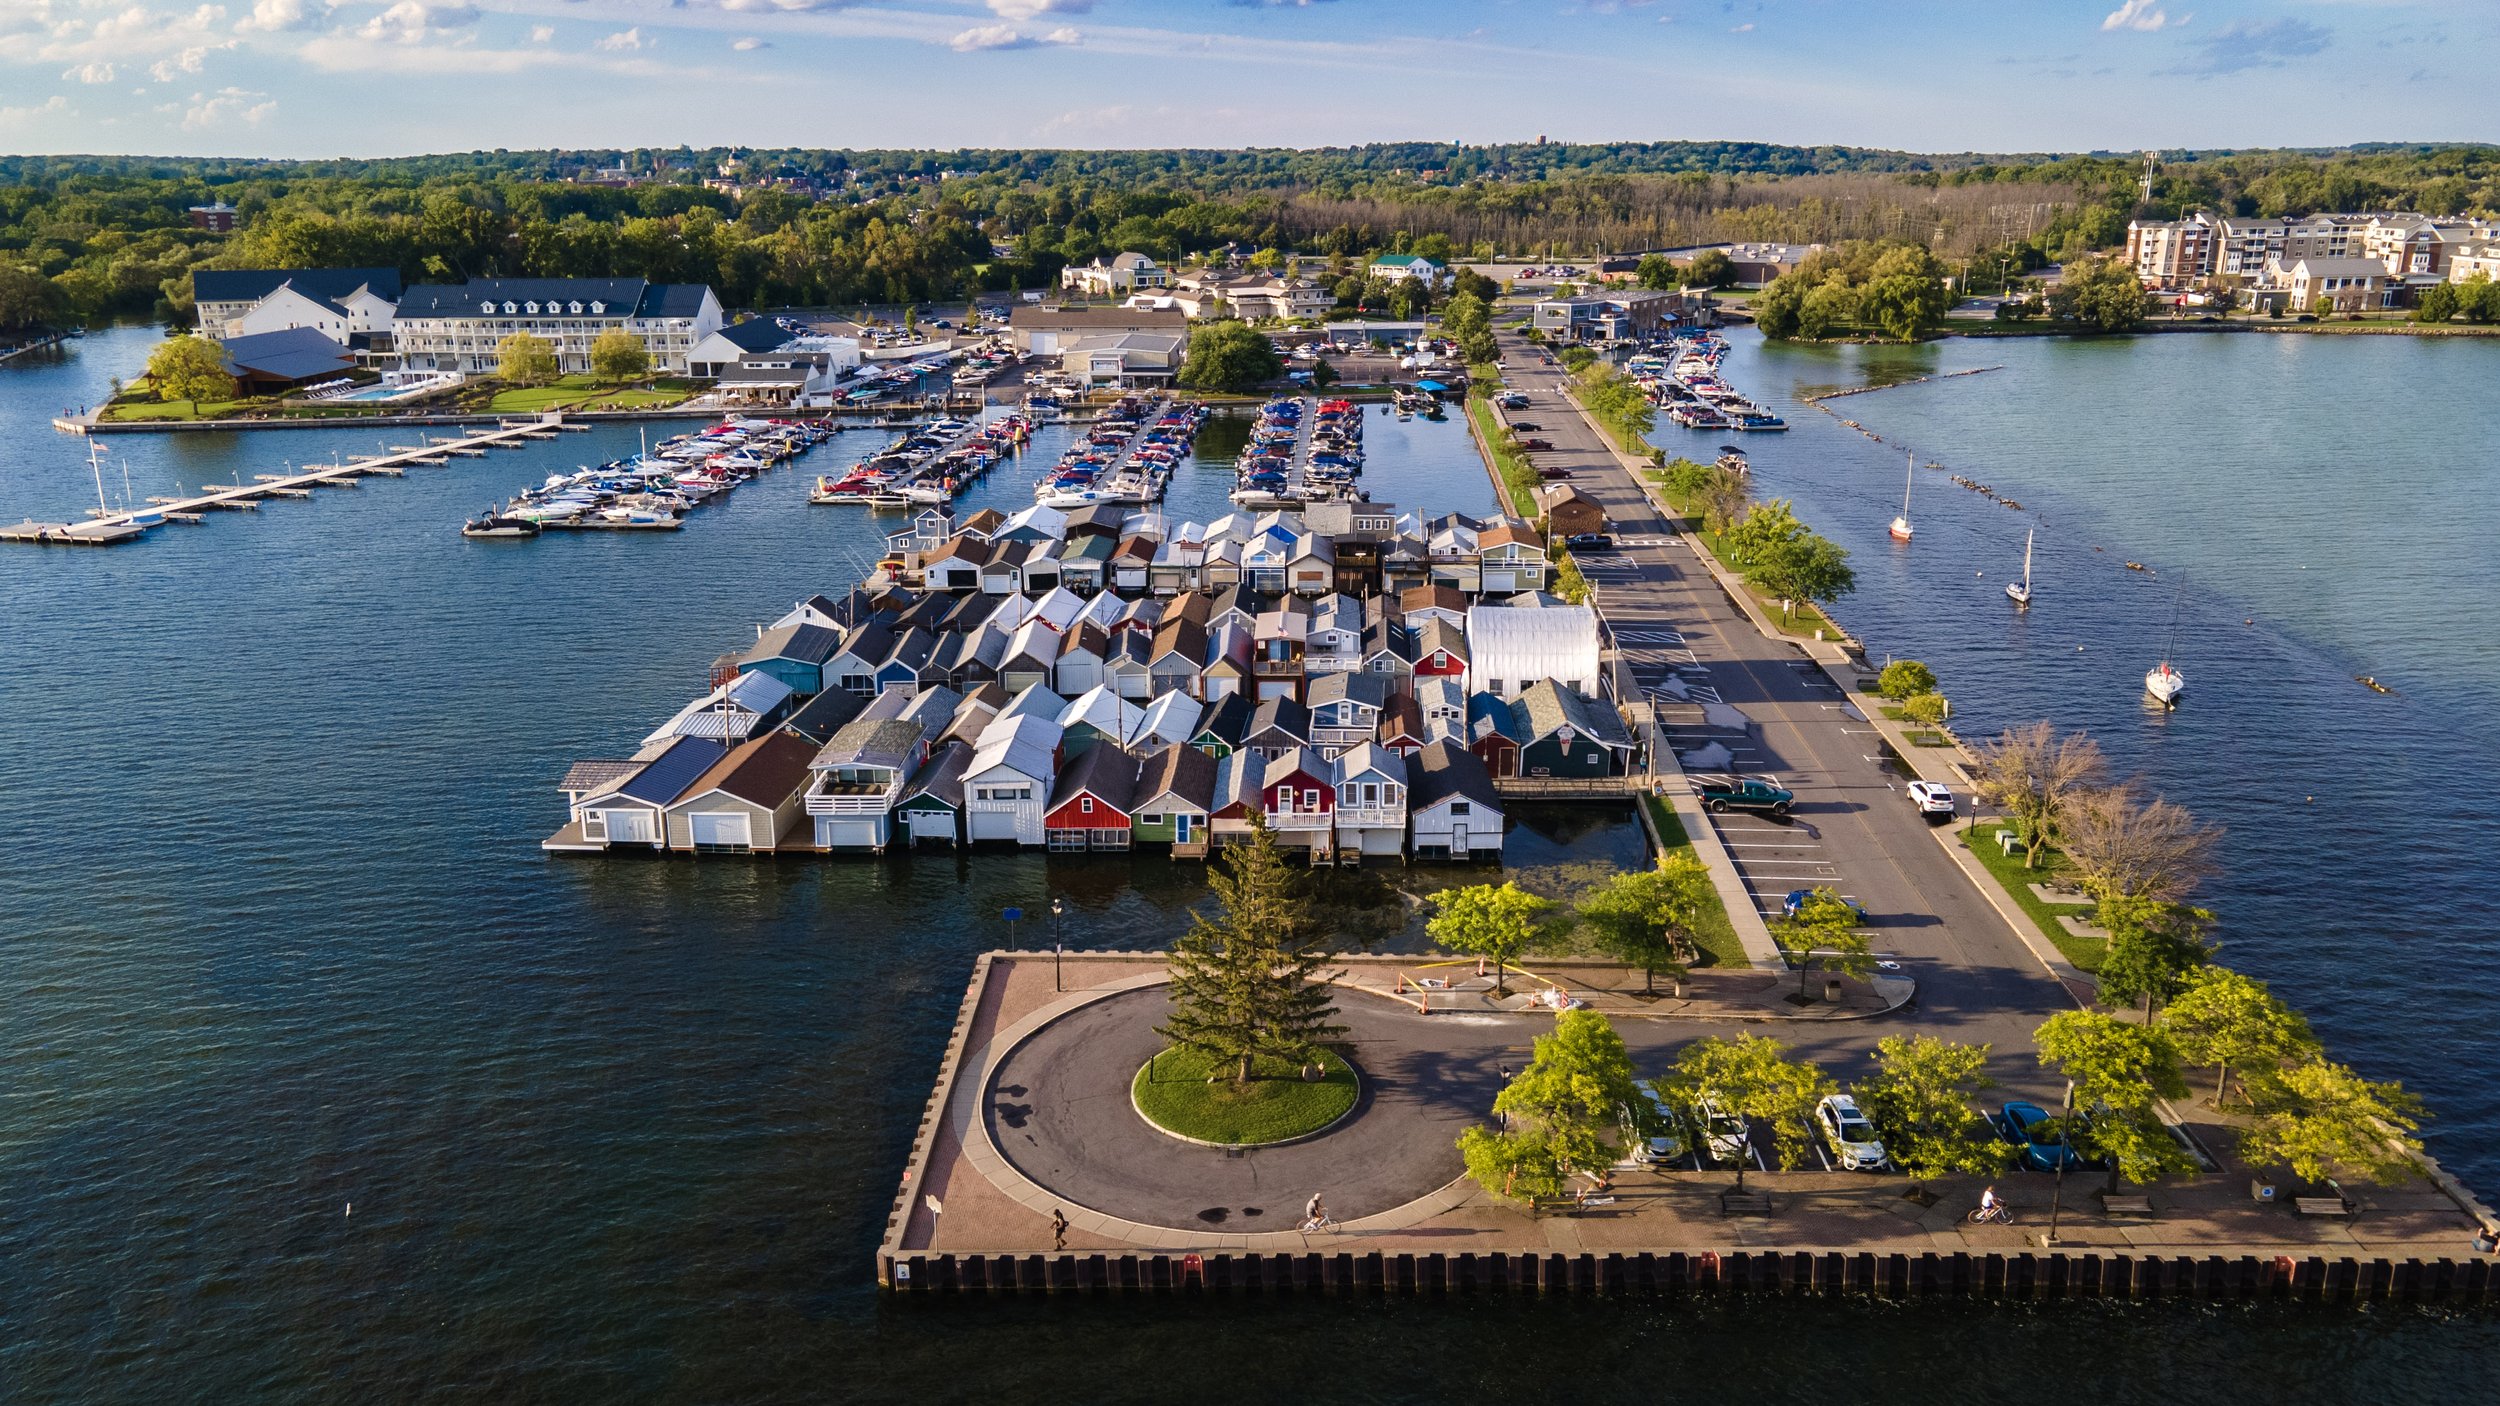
[{"x1": 982, "y1": 986, "x2": 1493, "y2": 1230}]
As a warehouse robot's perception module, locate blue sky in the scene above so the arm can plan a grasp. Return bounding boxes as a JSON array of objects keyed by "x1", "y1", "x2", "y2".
[{"x1": 0, "y1": 1, "x2": 2488, "y2": 158}]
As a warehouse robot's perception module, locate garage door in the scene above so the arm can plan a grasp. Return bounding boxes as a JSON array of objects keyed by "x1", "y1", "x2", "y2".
[
  {"x1": 907, "y1": 809, "x2": 957, "y2": 843},
  {"x1": 969, "y1": 807, "x2": 1018, "y2": 841},
  {"x1": 689, "y1": 811, "x2": 753, "y2": 850},
  {"x1": 605, "y1": 809, "x2": 657, "y2": 845}
]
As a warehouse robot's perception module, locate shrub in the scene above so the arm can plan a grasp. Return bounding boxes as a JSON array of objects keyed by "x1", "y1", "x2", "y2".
[
  {"x1": 1902, "y1": 691, "x2": 1949, "y2": 725},
  {"x1": 1876, "y1": 659, "x2": 1937, "y2": 700}
]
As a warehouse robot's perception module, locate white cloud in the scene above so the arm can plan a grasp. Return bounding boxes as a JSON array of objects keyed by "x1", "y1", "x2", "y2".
[
  {"x1": 182, "y1": 86, "x2": 275, "y2": 128},
  {"x1": 1730, "y1": 22, "x2": 1753, "y2": 32},
  {"x1": 949, "y1": 21, "x2": 1081, "y2": 51},
  {"x1": 238, "y1": 0, "x2": 327, "y2": 32},
  {"x1": 0, "y1": 96, "x2": 74, "y2": 129},
  {"x1": 731, "y1": 36, "x2": 770, "y2": 50},
  {"x1": 529, "y1": 23, "x2": 553, "y2": 42},
  {"x1": 708, "y1": 0, "x2": 856, "y2": 12},
  {"x1": 356, "y1": 2, "x2": 480, "y2": 45},
  {"x1": 38, "y1": 6, "x2": 238, "y2": 66},
  {"x1": 150, "y1": 49, "x2": 211, "y2": 82},
  {"x1": 2102, "y1": 1, "x2": 2187, "y2": 32},
  {"x1": 594, "y1": 26, "x2": 647, "y2": 51},
  {"x1": 65, "y1": 62, "x2": 119, "y2": 83},
  {"x1": 987, "y1": 0, "x2": 1090, "y2": 19}
]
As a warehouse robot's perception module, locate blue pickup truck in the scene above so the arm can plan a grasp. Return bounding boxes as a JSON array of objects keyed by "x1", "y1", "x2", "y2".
[{"x1": 1697, "y1": 778, "x2": 1794, "y2": 817}]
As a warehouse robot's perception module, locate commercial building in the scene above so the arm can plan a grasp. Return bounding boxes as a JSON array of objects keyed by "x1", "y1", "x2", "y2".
[
  {"x1": 192, "y1": 268, "x2": 404, "y2": 343},
  {"x1": 392, "y1": 277, "x2": 724, "y2": 376},
  {"x1": 1060, "y1": 252, "x2": 1170, "y2": 298},
  {"x1": 1008, "y1": 306, "x2": 1189, "y2": 356},
  {"x1": 1530, "y1": 288, "x2": 1695, "y2": 342}
]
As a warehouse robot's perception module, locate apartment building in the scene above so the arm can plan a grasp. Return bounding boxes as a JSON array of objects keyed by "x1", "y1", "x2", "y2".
[
  {"x1": 392, "y1": 277, "x2": 724, "y2": 376},
  {"x1": 2126, "y1": 210, "x2": 2500, "y2": 294}
]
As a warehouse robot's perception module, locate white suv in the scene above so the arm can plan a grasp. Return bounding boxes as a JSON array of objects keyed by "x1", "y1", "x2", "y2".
[
  {"x1": 1692, "y1": 1096, "x2": 1749, "y2": 1166},
  {"x1": 1906, "y1": 780, "x2": 1956, "y2": 819},
  {"x1": 1815, "y1": 1093, "x2": 1890, "y2": 1171}
]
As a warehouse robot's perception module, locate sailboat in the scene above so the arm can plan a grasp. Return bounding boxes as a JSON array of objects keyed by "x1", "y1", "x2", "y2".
[
  {"x1": 2005, "y1": 527, "x2": 2034, "y2": 606},
  {"x1": 2145, "y1": 578, "x2": 2187, "y2": 707},
  {"x1": 1888, "y1": 450, "x2": 1914, "y2": 543}
]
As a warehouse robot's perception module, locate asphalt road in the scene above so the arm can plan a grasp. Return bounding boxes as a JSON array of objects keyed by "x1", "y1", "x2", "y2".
[{"x1": 1492, "y1": 328, "x2": 2074, "y2": 1095}]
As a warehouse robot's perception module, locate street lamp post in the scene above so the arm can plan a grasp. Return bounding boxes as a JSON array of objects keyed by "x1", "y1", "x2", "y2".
[
  {"x1": 1052, "y1": 898, "x2": 1066, "y2": 992},
  {"x1": 2045, "y1": 1079, "x2": 2075, "y2": 1246}
]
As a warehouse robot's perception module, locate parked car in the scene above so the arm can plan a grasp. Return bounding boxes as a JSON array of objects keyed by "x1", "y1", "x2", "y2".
[
  {"x1": 1536, "y1": 467, "x2": 1575, "y2": 481},
  {"x1": 1999, "y1": 1100, "x2": 2085, "y2": 1172},
  {"x1": 1815, "y1": 1093, "x2": 1890, "y2": 1172},
  {"x1": 1782, "y1": 888, "x2": 1868, "y2": 924},
  {"x1": 1906, "y1": 780, "x2": 1956, "y2": 819},
  {"x1": 1564, "y1": 532, "x2": 1613, "y2": 550},
  {"x1": 1623, "y1": 1087, "x2": 1687, "y2": 1167},
  {"x1": 1518, "y1": 437, "x2": 1553, "y2": 451},
  {"x1": 1692, "y1": 1096, "x2": 1749, "y2": 1165},
  {"x1": 1508, "y1": 420, "x2": 1542, "y2": 431},
  {"x1": 1697, "y1": 777, "x2": 1793, "y2": 816}
]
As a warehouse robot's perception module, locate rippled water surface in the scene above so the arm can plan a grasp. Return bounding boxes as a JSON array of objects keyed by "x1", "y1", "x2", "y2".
[{"x1": 1, "y1": 325, "x2": 2493, "y2": 1401}]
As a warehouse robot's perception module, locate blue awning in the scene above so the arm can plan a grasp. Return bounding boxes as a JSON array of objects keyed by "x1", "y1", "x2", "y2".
[{"x1": 1415, "y1": 379, "x2": 1449, "y2": 392}]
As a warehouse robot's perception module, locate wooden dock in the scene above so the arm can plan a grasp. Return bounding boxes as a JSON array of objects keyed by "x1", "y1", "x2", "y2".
[{"x1": 3, "y1": 415, "x2": 567, "y2": 547}]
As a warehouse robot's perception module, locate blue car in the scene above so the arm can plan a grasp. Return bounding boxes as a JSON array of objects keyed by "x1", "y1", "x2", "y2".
[
  {"x1": 1782, "y1": 889, "x2": 1868, "y2": 924},
  {"x1": 2000, "y1": 1101, "x2": 2084, "y2": 1172}
]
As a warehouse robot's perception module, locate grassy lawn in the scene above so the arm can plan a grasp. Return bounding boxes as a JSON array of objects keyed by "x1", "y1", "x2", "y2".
[
  {"x1": 1961, "y1": 821, "x2": 2104, "y2": 972},
  {"x1": 1132, "y1": 1046, "x2": 1358, "y2": 1146},
  {"x1": 1644, "y1": 470, "x2": 1844, "y2": 641},
  {"x1": 1641, "y1": 794, "x2": 1748, "y2": 971},
  {"x1": 1465, "y1": 395, "x2": 1543, "y2": 518},
  {"x1": 486, "y1": 375, "x2": 694, "y2": 414},
  {"x1": 1903, "y1": 729, "x2": 1951, "y2": 748}
]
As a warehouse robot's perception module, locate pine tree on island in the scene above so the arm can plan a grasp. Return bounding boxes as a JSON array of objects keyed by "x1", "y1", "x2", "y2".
[{"x1": 1156, "y1": 815, "x2": 1345, "y2": 1085}]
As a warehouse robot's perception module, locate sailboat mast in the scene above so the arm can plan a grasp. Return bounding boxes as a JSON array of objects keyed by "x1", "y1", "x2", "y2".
[
  {"x1": 1902, "y1": 450, "x2": 1914, "y2": 515},
  {"x1": 2022, "y1": 528, "x2": 2033, "y2": 589}
]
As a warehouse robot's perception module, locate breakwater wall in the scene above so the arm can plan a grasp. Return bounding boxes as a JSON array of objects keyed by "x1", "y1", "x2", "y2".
[{"x1": 884, "y1": 1245, "x2": 2500, "y2": 1302}]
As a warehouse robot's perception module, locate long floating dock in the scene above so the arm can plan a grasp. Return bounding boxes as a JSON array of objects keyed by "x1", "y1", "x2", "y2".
[{"x1": 4, "y1": 415, "x2": 567, "y2": 547}]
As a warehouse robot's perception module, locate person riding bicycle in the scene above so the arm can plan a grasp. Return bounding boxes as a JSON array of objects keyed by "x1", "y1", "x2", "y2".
[
  {"x1": 1303, "y1": 1193, "x2": 1327, "y2": 1230},
  {"x1": 1978, "y1": 1186, "x2": 2002, "y2": 1219}
]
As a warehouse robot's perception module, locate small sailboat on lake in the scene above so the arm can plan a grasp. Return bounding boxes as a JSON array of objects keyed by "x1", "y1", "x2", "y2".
[
  {"x1": 2005, "y1": 527, "x2": 2034, "y2": 607},
  {"x1": 2145, "y1": 578, "x2": 2187, "y2": 708},
  {"x1": 1888, "y1": 450, "x2": 1914, "y2": 543}
]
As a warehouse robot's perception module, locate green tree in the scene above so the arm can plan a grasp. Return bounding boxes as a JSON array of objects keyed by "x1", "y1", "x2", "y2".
[
  {"x1": 1796, "y1": 280, "x2": 1858, "y2": 338},
  {"x1": 2161, "y1": 966, "x2": 2317, "y2": 1107},
  {"x1": 1973, "y1": 721, "x2": 2109, "y2": 870},
  {"x1": 1428, "y1": 881, "x2": 1557, "y2": 997},
  {"x1": 1155, "y1": 817, "x2": 1345, "y2": 1084},
  {"x1": 1876, "y1": 659, "x2": 1937, "y2": 700},
  {"x1": 1721, "y1": 498, "x2": 1804, "y2": 570},
  {"x1": 1775, "y1": 887, "x2": 1875, "y2": 999},
  {"x1": 2414, "y1": 282, "x2": 2461, "y2": 324},
  {"x1": 2033, "y1": 1009, "x2": 2193, "y2": 1188},
  {"x1": 2309, "y1": 295, "x2": 2335, "y2": 318},
  {"x1": 496, "y1": 331, "x2": 559, "y2": 386},
  {"x1": 2237, "y1": 1059, "x2": 2425, "y2": 1186},
  {"x1": 1575, "y1": 854, "x2": 1715, "y2": 993},
  {"x1": 144, "y1": 334, "x2": 235, "y2": 408},
  {"x1": 2093, "y1": 896, "x2": 2216, "y2": 1018},
  {"x1": 1551, "y1": 551, "x2": 1593, "y2": 604},
  {"x1": 1176, "y1": 320, "x2": 1282, "y2": 392},
  {"x1": 1635, "y1": 253, "x2": 1680, "y2": 289},
  {"x1": 590, "y1": 328, "x2": 650, "y2": 382},
  {"x1": 2049, "y1": 255, "x2": 2149, "y2": 332},
  {"x1": 1752, "y1": 531, "x2": 1856, "y2": 621},
  {"x1": 1753, "y1": 276, "x2": 1805, "y2": 338},
  {"x1": 1857, "y1": 1035, "x2": 2010, "y2": 1182},
  {"x1": 2456, "y1": 273, "x2": 2500, "y2": 323},
  {"x1": 1686, "y1": 248, "x2": 1737, "y2": 288},
  {"x1": 1861, "y1": 250, "x2": 1950, "y2": 341},
  {"x1": 1656, "y1": 1033, "x2": 1834, "y2": 1190},
  {"x1": 1458, "y1": 1009, "x2": 1640, "y2": 1205},
  {"x1": 1901, "y1": 691, "x2": 1948, "y2": 725},
  {"x1": 0, "y1": 263, "x2": 66, "y2": 330}
]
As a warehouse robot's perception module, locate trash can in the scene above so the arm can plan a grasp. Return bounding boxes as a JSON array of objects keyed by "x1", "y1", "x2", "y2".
[
  {"x1": 1823, "y1": 978, "x2": 1844, "y2": 1002},
  {"x1": 2250, "y1": 1177, "x2": 2278, "y2": 1204}
]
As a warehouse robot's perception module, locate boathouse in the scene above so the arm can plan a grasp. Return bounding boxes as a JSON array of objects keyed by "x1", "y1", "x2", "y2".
[
  {"x1": 1044, "y1": 742, "x2": 1139, "y2": 852},
  {"x1": 1408, "y1": 741, "x2": 1505, "y2": 861}
]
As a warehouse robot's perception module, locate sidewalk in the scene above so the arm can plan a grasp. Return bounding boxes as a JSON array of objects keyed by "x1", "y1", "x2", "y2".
[{"x1": 1341, "y1": 956, "x2": 1914, "y2": 1021}]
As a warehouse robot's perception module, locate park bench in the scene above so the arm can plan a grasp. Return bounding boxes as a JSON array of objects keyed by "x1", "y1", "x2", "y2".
[
  {"x1": 2293, "y1": 1196, "x2": 2353, "y2": 1218},
  {"x1": 2099, "y1": 1195, "x2": 2154, "y2": 1217},
  {"x1": 1719, "y1": 1191, "x2": 1774, "y2": 1218}
]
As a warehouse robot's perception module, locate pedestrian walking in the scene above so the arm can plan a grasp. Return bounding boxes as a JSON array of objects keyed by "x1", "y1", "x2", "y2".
[{"x1": 1051, "y1": 1207, "x2": 1069, "y2": 1251}]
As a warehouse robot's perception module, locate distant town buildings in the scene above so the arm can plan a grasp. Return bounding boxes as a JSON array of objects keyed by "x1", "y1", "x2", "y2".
[
  {"x1": 1060, "y1": 252, "x2": 1171, "y2": 298},
  {"x1": 186, "y1": 201, "x2": 240, "y2": 232},
  {"x1": 1530, "y1": 287, "x2": 1703, "y2": 341},
  {"x1": 2124, "y1": 210, "x2": 2500, "y2": 309}
]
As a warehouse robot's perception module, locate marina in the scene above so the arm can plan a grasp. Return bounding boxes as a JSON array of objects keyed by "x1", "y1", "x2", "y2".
[
  {"x1": 1230, "y1": 395, "x2": 1369, "y2": 508},
  {"x1": 474, "y1": 417, "x2": 838, "y2": 536},
  {"x1": 3, "y1": 416, "x2": 563, "y2": 546},
  {"x1": 810, "y1": 412, "x2": 1033, "y2": 508},
  {"x1": 1627, "y1": 333, "x2": 1790, "y2": 432}
]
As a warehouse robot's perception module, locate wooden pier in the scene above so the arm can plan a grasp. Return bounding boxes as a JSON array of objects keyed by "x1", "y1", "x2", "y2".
[{"x1": 3, "y1": 415, "x2": 567, "y2": 547}]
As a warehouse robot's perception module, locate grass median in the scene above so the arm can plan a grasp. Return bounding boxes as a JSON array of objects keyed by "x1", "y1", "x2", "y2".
[
  {"x1": 1640, "y1": 794, "x2": 1748, "y2": 970},
  {"x1": 1132, "y1": 1046, "x2": 1360, "y2": 1147},
  {"x1": 1960, "y1": 821, "x2": 2105, "y2": 972},
  {"x1": 1644, "y1": 470, "x2": 1842, "y2": 640}
]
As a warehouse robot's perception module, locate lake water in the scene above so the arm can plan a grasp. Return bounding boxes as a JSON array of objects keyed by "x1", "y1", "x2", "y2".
[{"x1": 2, "y1": 325, "x2": 2492, "y2": 1401}]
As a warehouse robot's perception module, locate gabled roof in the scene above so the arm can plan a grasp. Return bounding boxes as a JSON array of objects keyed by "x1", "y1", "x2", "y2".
[
  {"x1": 712, "y1": 317, "x2": 798, "y2": 352},
  {"x1": 741, "y1": 622, "x2": 842, "y2": 668},
  {"x1": 192, "y1": 267, "x2": 402, "y2": 306},
  {"x1": 217, "y1": 327, "x2": 356, "y2": 381},
  {"x1": 1336, "y1": 740, "x2": 1402, "y2": 785},
  {"x1": 815, "y1": 716, "x2": 927, "y2": 773},
  {"x1": 397, "y1": 277, "x2": 649, "y2": 319},
  {"x1": 1060, "y1": 684, "x2": 1146, "y2": 739},
  {"x1": 1135, "y1": 741, "x2": 1218, "y2": 812},
  {"x1": 1130, "y1": 691, "x2": 1203, "y2": 749},
  {"x1": 970, "y1": 712, "x2": 1062, "y2": 780},
  {"x1": 1411, "y1": 740, "x2": 1502, "y2": 812},
  {"x1": 1306, "y1": 671, "x2": 1390, "y2": 711},
  {"x1": 560, "y1": 759, "x2": 641, "y2": 793},
  {"x1": 681, "y1": 730, "x2": 817, "y2": 809},
  {"x1": 611, "y1": 735, "x2": 732, "y2": 806},
  {"x1": 1193, "y1": 692, "x2": 1255, "y2": 745},
  {"x1": 1415, "y1": 617, "x2": 1468, "y2": 660},
  {"x1": 644, "y1": 671, "x2": 796, "y2": 745},
  {"x1": 1513, "y1": 679, "x2": 1635, "y2": 749},
  {"x1": 1248, "y1": 695, "x2": 1311, "y2": 742},
  {"x1": 781, "y1": 686, "x2": 868, "y2": 745},
  {"x1": 996, "y1": 682, "x2": 1068, "y2": 724},
  {"x1": 1263, "y1": 745, "x2": 1333, "y2": 790},
  {"x1": 829, "y1": 620, "x2": 895, "y2": 666},
  {"x1": 898, "y1": 740, "x2": 974, "y2": 813},
  {"x1": 1051, "y1": 740, "x2": 1139, "y2": 813},
  {"x1": 1468, "y1": 690, "x2": 1524, "y2": 744}
]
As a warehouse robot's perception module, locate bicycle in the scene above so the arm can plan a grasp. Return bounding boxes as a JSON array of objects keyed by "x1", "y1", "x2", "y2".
[
  {"x1": 1298, "y1": 1215, "x2": 1341, "y2": 1235},
  {"x1": 1966, "y1": 1203, "x2": 2015, "y2": 1226}
]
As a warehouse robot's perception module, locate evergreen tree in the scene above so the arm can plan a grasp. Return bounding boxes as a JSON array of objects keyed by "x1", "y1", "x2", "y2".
[{"x1": 1156, "y1": 817, "x2": 1344, "y2": 1084}]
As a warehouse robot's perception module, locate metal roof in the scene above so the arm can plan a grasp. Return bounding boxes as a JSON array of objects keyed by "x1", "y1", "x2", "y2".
[{"x1": 614, "y1": 736, "x2": 731, "y2": 805}]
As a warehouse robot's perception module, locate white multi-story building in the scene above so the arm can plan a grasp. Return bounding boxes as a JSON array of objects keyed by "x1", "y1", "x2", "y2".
[
  {"x1": 392, "y1": 278, "x2": 724, "y2": 376},
  {"x1": 1059, "y1": 252, "x2": 1169, "y2": 298},
  {"x1": 192, "y1": 268, "x2": 403, "y2": 341},
  {"x1": 2126, "y1": 211, "x2": 2500, "y2": 293}
]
